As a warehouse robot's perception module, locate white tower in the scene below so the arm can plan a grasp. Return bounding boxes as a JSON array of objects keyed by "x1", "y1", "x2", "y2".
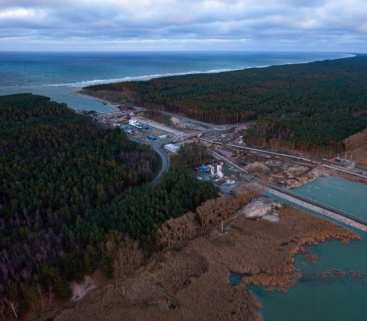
[
  {"x1": 208, "y1": 165, "x2": 216, "y2": 177},
  {"x1": 216, "y1": 163, "x2": 224, "y2": 179}
]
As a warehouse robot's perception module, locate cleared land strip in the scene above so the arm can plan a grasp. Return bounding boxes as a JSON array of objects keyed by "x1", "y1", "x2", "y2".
[
  {"x1": 211, "y1": 149, "x2": 367, "y2": 233},
  {"x1": 200, "y1": 138, "x2": 318, "y2": 163},
  {"x1": 200, "y1": 138, "x2": 367, "y2": 181},
  {"x1": 133, "y1": 116, "x2": 187, "y2": 138}
]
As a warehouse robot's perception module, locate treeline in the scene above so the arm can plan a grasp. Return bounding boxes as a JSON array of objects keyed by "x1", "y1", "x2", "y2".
[
  {"x1": 0, "y1": 94, "x2": 217, "y2": 319},
  {"x1": 87, "y1": 55, "x2": 367, "y2": 151},
  {"x1": 171, "y1": 143, "x2": 212, "y2": 170}
]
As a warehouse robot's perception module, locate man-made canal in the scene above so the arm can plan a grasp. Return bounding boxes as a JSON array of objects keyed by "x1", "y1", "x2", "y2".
[{"x1": 254, "y1": 176, "x2": 367, "y2": 321}]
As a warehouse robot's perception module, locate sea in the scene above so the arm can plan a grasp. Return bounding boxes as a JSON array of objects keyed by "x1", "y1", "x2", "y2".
[
  {"x1": 0, "y1": 51, "x2": 352, "y2": 113},
  {"x1": 1, "y1": 51, "x2": 365, "y2": 321}
]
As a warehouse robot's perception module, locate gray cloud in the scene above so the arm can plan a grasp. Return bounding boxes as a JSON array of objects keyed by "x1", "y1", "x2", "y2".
[{"x1": 0, "y1": 0, "x2": 366, "y2": 51}]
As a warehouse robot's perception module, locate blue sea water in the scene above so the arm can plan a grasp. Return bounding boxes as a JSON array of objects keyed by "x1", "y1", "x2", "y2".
[
  {"x1": 0, "y1": 51, "x2": 351, "y2": 112},
  {"x1": 2, "y1": 51, "x2": 365, "y2": 320},
  {"x1": 253, "y1": 177, "x2": 367, "y2": 321}
]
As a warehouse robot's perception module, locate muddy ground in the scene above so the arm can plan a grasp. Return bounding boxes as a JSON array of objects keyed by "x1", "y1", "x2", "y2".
[{"x1": 46, "y1": 204, "x2": 359, "y2": 321}]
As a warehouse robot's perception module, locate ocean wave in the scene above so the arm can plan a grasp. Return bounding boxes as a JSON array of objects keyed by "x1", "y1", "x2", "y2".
[
  {"x1": 45, "y1": 53, "x2": 357, "y2": 88},
  {"x1": 46, "y1": 67, "x2": 246, "y2": 88}
]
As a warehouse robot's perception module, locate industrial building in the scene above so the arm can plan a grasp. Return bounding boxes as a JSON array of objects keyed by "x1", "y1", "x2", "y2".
[{"x1": 164, "y1": 143, "x2": 181, "y2": 153}]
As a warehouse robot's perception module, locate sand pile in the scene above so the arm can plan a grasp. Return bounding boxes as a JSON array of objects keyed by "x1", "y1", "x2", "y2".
[
  {"x1": 239, "y1": 197, "x2": 281, "y2": 222},
  {"x1": 244, "y1": 162, "x2": 271, "y2": 177}
]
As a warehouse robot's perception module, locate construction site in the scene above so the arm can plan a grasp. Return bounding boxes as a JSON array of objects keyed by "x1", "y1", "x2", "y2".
[
  {"x1": 94, "y1": 105, "x2": 367, "y2": 233},
  {"x1": 95, "y1": 105, "x2": 367, "y2": 189}
]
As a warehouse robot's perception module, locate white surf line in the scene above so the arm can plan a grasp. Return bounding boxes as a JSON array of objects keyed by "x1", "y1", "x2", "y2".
[
  {"x1": 46, "y1": 67, "x2": 249, "y2": 88},
  {"x1": 46, "y1": 53, "x2": 355, "y2": 88}
]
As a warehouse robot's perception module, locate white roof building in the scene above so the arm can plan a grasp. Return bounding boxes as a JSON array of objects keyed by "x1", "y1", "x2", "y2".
[
  {"x1": 128, "y1": 119, "x2": 143, "y2": 129},
  {"x1": 164, "y1": 143, "x2": 181, "y2": 153}
]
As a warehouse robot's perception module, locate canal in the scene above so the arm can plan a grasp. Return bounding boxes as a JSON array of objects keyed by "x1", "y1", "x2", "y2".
[{"x1": 254, "y1": 176, "x2": 367, "y2": 321}]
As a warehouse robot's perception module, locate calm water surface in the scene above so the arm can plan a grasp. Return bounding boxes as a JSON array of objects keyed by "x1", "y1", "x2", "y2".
[
  {"x1": 254, "y1": 176, "x2": 367, "y2": 321},
  {"x1": 291, "y1": 176, "x2": 367, "y2": 220}
]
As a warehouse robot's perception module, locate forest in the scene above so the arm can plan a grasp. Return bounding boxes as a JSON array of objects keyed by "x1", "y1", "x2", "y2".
[
  {"x1": 0, "y1": 94, "x2": 217, "y2": 319},
  {"x1": 86, "y1": 55, "x2": 367, "y2": 151}
]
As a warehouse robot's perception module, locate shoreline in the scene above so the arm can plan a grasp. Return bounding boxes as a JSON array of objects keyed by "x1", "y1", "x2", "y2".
[
  {"x1": 0, "y1": 52, "x2": 357, "y2": 115},
  {"x1": 15, "y1": 94, "x2": 364, "y2": 321},
  {"x1": 40, "y1": 195, "x2": 360, "y2": 321},
  {"x1": 75, "y1": 89, "x2": 121, "y2": 112},
  {"x1": 2, "y1": 53, "x2": 366, "y2": 321},
  {"x1": 59, "y1": 53, "x2": 355, "y2": 90},
  {"x1": 81, "y1": 53, "x2": 367, "y2": 161},
  {"x1": 5, "y1": 52, "x2": 365, "y2": 320}
]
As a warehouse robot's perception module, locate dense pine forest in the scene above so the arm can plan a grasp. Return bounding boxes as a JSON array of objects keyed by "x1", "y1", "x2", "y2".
[
  {"x1": 0, "y1": 94, "x2": 217, "y2": 319},
  {"x1": 86, "y1": 55, "x2": 367, "y2": 152}
]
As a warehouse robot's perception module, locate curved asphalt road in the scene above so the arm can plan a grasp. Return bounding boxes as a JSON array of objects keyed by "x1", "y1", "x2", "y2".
[
  {"x1": 127, "y1": 135, "x2": 171, "y2": 185},
  {"x1": 151, "y1": 143, "x2": 170, "y2": 185}
]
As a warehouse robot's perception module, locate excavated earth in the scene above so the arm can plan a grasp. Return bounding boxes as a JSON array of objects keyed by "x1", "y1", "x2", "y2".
[{"x1": 48, "y1": 203, "x2": 360, "y2": 321}]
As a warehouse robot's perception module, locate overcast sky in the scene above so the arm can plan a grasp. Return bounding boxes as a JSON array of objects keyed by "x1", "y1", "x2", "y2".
[{"x1": 0, "y1": 0, "x2": 366, "y2": 52}]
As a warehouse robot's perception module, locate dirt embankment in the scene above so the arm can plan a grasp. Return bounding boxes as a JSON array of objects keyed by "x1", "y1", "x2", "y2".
[
  {"x1": 344, "y1": 128, "x2": 367, "y2": 167},
  {"x1": 43, "y1": 193, "x2": 360, "y2": 321},
  {"x1": 231, "y1": 149, "x2": 330, "y2": 189}
]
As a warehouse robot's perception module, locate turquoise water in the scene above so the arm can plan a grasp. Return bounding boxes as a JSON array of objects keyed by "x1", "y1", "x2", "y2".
[
  {"x1": 253, "y1": 177, "x2": 367, "y2": 321},
  {"x1": 0, "y1": 51, "x2": 351, "y2": 112},
  {"x1": 291, "y1": 176, "x2": 367, "y2": 219}
]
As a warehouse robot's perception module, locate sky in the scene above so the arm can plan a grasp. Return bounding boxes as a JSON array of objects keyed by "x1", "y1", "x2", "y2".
[{"x1": 0, "y1": 0, "x2": 366, "y2": 52}]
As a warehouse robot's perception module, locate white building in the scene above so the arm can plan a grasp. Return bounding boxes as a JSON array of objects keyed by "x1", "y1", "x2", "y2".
[
  {"x1": 128, "y1": 119, "x2": 143, "y2": 129},
  {"x1": 164, "y1": 143, "x2": 181, "y2": 153},
  {"x1": 216, "y1": 163, "x2": 224, "y2": 179}
]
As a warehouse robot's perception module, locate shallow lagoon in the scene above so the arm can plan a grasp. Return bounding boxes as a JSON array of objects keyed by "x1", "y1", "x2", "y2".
[{"x1": 254, "y1": 176, "x2": 367, "y2": 321}]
